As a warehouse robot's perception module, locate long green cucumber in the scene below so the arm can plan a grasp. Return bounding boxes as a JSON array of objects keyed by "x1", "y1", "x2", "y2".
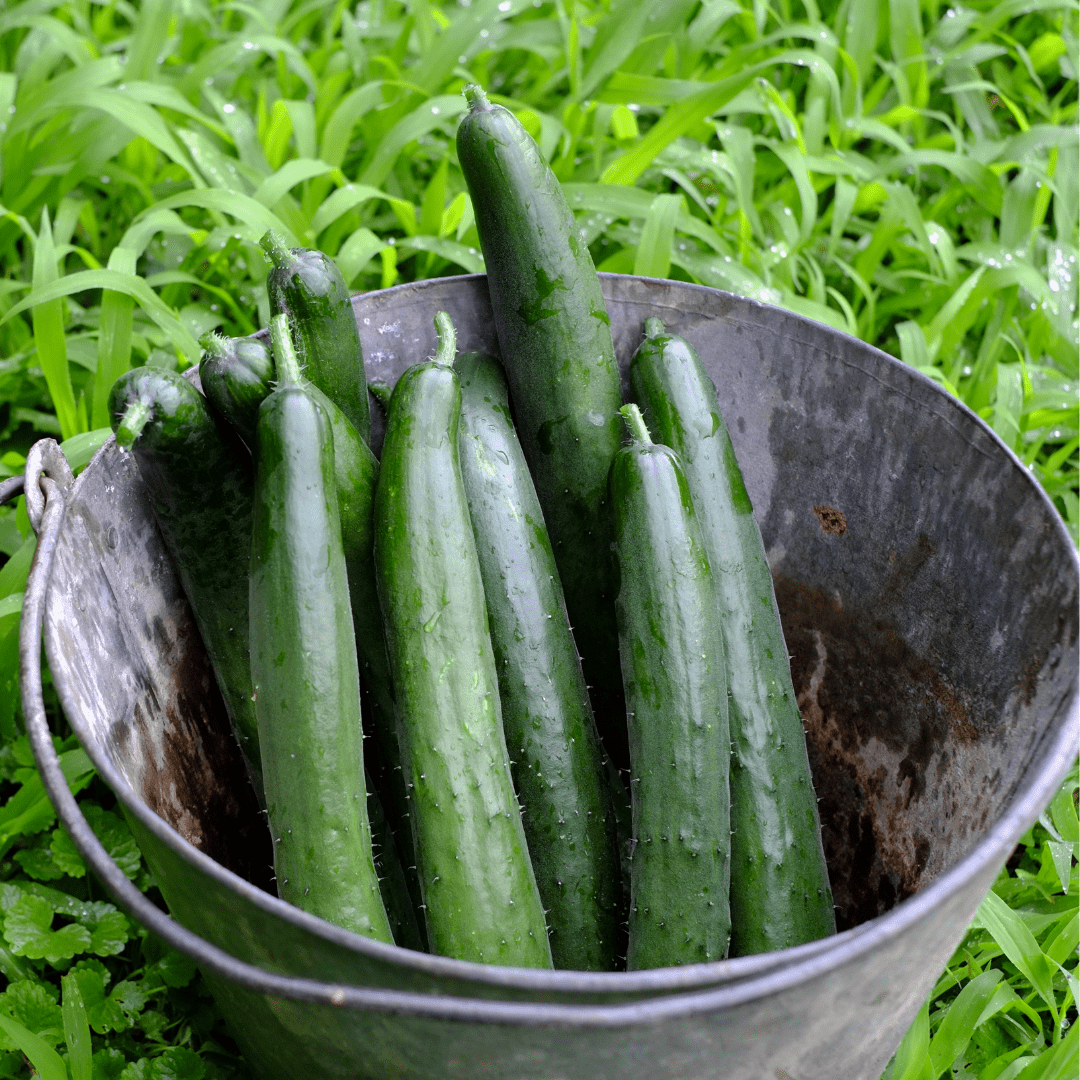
[
  {"x1": 629, "y1": 319, "x2": 835, "y2": 955},
  {"x1": 455, "y1": 86, "x2": 628, "y2": 773},
  {"x1": 456, "y1": 351, "x2": 620, "y2": 971},
  {"x1": 271, "y1": 317, "x2": 424, "y2": 944},
  {"x1": 249, "y1": 314, "x2": 391, "y2": 942},
  {"x1": 612, "y1": 404, "x2": 731, "y2": 970},
  {"x1": 109, "y1": 368, "x2": 261, "y2": 781},
  {"x1": 373, "y1": 313, "x2": 552, "y2": 968},
  {"x1": 261, "y1": 231, "x2": 370, "y2": 442},
  {"x1": 198, "y1": 331, "x2": 274, "y2": 448},
  {"x1": 196, "y1": 324, "x2": 420, "y2": 930}
]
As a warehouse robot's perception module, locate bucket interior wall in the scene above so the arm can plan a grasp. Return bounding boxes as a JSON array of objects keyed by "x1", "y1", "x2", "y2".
[{"x1": 40, "y1": 274, "x2": 1079, "y2": 1080}]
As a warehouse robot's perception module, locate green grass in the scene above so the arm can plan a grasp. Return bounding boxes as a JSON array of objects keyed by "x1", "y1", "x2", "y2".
[{"x1": 0, "y1": 1, "x2": 1075, "y2": 1077}]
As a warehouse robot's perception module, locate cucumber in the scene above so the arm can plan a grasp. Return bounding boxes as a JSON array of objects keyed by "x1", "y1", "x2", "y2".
[
  {"x1": 629, "y1": 319, "x2": 835, "y2": 955},
  {"x1": 374, "y1": 312, "x2": 552, "y2": 968},
  {"x1": 248, "y1": 314, "x2": 391, "y2": 942},
  {"x1": 456, "y1": 86, "x2": 628, "y2": 773},
  {"x1": 197, "y1": 326, "x2": 419, "y2": 926},
  {"x1": 198, "y1": 331, "x2": 274, "y2": 448},
  {"x1": 456, "y1": 351, "x2": 621, "y2": 971},
  {"x1": 260, "y1": 231, "x2": 370, "y2": 442},
  {"x1": 612, "y1": 404, "x2": 731, "y2": 970},
  {"x1": 109, "y1": 368, "x2": 261, "y2": 781},
  {"x1": 309, "y1": 373, "x2": 426, "y2": 950}
]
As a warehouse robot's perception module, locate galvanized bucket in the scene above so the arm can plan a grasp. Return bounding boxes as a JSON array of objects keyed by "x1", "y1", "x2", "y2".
[{"x1": 19, "y1": 275, "x2": 1078, "y2": 1080}]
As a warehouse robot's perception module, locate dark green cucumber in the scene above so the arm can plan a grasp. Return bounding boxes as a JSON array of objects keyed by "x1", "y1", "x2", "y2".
[
  {"x1": 456, "y1": 86, "x2": 629, "y2": 773},
  {"x1": 374, "y1": 313, "x2": 552, "y2": 968},
  {"x1": 456, "y1": 351, "x2": 620, "y2": 971},
  {"x1": 196, "y1": 324, "x2": 417, "y2": 920},
  {"x1": 612, "y1": 404, "x2": 731, "y2": 970},
  {"x1": 249, "y1": 314, "x2": 391, "y2": 942},
  {"x1": 261, "y1": 231, "x2": 370, "y2": 442},
  {"x1": 198, "y1": 331, "x2": 275, "y2": 447},
  {"x1": 629, "y1": 319, "x2": 835, "y2": 955},
  {"x1": 109, "y1": 368, "x2": 261, "y2": 780},
  {"x1": 270, "y1": 317, "x2": 423, "y2": 941}
]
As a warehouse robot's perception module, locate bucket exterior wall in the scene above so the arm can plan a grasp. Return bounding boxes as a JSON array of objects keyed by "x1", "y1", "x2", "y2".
[{"x1": 39, "y1": 276, "x2": 1078, "y2": 1080}]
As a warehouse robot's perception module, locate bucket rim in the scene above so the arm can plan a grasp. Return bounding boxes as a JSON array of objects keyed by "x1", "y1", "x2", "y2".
[{"x1": 39, "y1": 274, "x2": 1080, "y2": 1015}]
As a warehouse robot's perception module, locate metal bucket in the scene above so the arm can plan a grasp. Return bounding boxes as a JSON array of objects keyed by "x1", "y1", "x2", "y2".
[{"x1": 20, "y1": 275, "x2": 1078, "y2": 1080}]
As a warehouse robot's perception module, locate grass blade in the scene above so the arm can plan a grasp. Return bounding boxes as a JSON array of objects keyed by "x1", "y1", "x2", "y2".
[
  {"x1": 360, "y1": 94, "x2": 467, "y2": 187},
  {"x1": 320, "y1": 82, "x2": 385, "y2": 168},
  {"x1": 4, "y1": 269, "x2": 201, "y2": 367},
  {"x1": 891, "y1": 996, "x2": 933, "y2": 1080},
  {"x1": 634, "y1": 193, "x2": 681, "y2": 278},
  {"x1": 336, "y1": 227, "x2": 384, "y2": 285},
  {"x1": 61, "y1": 972, "x2": 92, "y2": 1080},
  {"x1": 1014, "y1": 1021, "x2": 1078, "y2": 1080},
  {"x1": 580, "y1": 0, "x2": 656, "y2": 99},
  {"x1": 413, "y1": 0, "x2": 513, "y2": 95},
  {"x1": 310, "y1": 183, "x2": 388, "y2": 238},
  {"x1": 977, "y1": 889, "x2": 1059, "y2": 1020},
  {"x1": 145, "y1": 189, "x2": 300, "y2": 246},
  {"x1": 252, "y1": 158, "x2": 337, "y2": 210},
  {"x1": 601, "y1": 67, "x2": 764, "y2": 186},
  {"x1": 124, "y1": 0, "x2": 172, "y2": 82},
  {"x1": 927, "y1": 969, "x2": 1002, "y2": 1078},
  {"x1": 91, "y1": 247, "x2": 135, "y2": 430},
  {"x1": 396, "y1": 235, "x2": 484, "y2": 274},
  {"x1": 0, "y1": 1013, "x2": 67, "y2": 1080},
  {"x1": 32, "y1": 208, "x2": 79, "y2": 441},
  {"x1": 992, "y1": 362, "x2": 1025, "y2": 450}
]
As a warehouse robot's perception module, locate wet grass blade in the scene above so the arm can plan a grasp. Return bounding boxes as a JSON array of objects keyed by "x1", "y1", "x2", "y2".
[
  {"x1": 977, "y1": 890, "x2": 1059, "y2": 1021},
  {"x1": 31, "y1": 208, "x2": 79, "y2": 441}
]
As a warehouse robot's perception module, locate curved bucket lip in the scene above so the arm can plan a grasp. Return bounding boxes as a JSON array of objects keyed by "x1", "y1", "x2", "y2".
[{"x1": 51, "y1": 274, "x2": 1079, "y2": 1013}]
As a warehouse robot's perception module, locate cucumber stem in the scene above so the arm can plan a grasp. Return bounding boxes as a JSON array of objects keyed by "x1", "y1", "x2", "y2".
[
  {"x1": 199, "y1": 331, "x2": 230, "y2": 358},
  {"x1": 432, "y1": 311, "x2": 456, "y2": 368},
  {"x1": 260, "y1": 230, "x2": 295, "y2": 269},
  {"x1": 116, "y1": 400, "x2": 151, "y2": 449},
  {"x1": 270, "y1": 314, "x2": 303, "y2": 385},
  {"x1": 619, "y1": 403, "x2": 653, "y2": 445},
  {"x1": 462, "y1": 84, "x2": 491, "y2": 112},
  {"x1": 644, "y1": 317, "x2": 667, "y2": 339}
]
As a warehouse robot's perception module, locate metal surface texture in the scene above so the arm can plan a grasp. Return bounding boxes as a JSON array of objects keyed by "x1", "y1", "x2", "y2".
[{"x1": 22, "y1": 274, "x2": 1078, "y2": 1080}]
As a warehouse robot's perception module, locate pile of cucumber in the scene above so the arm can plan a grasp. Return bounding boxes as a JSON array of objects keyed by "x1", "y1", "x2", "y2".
[{"x1": 107, "y1": 85, "x2": 834, "y2": 973}]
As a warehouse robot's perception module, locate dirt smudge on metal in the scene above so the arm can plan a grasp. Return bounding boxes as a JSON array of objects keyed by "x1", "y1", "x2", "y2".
[
  {"x1": 812, "y1": 505, "x2": 847, "y2": 535},
  {"x1": 128, "y1": 612, "x2": 272, "y2": 892},
  {"x1": 777, "y1": 558, "x2": 995, "y2": 932}
]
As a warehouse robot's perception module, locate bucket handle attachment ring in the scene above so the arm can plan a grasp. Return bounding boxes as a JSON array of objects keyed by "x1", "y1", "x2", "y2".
[{"x1": 15, "y1": 439, "x2": 747, "y2": 1029}]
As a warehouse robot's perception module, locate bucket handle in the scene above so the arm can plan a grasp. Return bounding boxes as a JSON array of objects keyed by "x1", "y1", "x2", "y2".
[{"x1": 15, "y1": 438, "x2": 741, "y2": 1029}]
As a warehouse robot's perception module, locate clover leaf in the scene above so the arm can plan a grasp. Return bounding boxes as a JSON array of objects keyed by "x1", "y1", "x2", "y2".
[
  {"x1": 0, "y1": 979, "x2": 62, "y2": 1051},
  {"x1": 2, "y1": 894, "x2": 92, "y2": 963}
]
